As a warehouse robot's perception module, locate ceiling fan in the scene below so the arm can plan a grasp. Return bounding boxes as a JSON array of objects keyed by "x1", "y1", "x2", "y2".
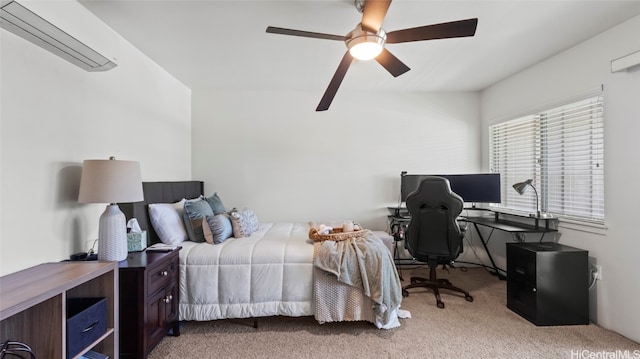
[{"x1": 266, "y1": 0, "x2": 478, "y2": 112}]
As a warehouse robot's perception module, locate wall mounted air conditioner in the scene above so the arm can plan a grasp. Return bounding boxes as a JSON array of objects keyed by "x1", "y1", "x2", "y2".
[
  {"x1": 611, "y1": 50, "x2": 640, "y2": 73},
  {"x1": 1, "y1": 0, "x2": 118, "y2": 71}
]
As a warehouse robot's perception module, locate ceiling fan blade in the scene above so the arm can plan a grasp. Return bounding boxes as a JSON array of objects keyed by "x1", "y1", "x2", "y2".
[
  {"x1": 375, "y1": 48, "x2": 410, "y2": 77},
  {"x1": 316, "y1": 52, "x2": 354, "y2": 111},
  {"x1": 266, "y1": 26, "x2": 345, "y2": 41},
  {"x1": 361, "y1": 0, "x2": 392, "y2": 33},
  {"x1": 386, "y1": 18, "x2": 478, "y2": 44}
]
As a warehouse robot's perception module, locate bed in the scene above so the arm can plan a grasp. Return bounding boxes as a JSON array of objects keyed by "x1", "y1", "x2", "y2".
[{"x1": 120, "y1": 181, "x2": 402, "y2": 329}]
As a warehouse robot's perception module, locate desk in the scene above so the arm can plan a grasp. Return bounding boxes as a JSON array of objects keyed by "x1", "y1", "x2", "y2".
[
  {"x1": 464, "y1": 213, "x2": 558, "y2": 280},
  {"x1": 389, "y1": 211, "x2": 558, "y2": 281}
]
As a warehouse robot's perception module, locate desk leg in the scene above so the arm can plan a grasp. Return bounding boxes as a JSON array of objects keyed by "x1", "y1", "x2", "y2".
[
  {"x1": 394, "y1": 239, "x2": 404, "y2": 281},
  {"x1": 472, "y1": 223, "x2": 506, "y2": 280}
]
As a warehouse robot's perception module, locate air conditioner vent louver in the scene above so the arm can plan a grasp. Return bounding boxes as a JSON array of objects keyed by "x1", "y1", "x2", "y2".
[{"x1": 1, "y1": 0, "x2": 118, "y2": 71}]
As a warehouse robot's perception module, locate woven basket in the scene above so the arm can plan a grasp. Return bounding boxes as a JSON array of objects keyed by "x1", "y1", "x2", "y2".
[{"x1": 309, "y1": 227, "x2": 369, "y2": 242}]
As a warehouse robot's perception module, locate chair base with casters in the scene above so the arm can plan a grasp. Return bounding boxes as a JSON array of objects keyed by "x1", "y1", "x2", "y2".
[{"x1": 401, "y1": 262, "x2": 474, "y2": 309}]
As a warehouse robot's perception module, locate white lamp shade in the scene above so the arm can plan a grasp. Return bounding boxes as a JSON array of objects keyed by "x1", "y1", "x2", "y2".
[
  {"x1": 78, "y1": 159, "x2": 143, "y2": 204},
  {"x1": 78, "y1": 157, "x2": 143, "y2": 262}
]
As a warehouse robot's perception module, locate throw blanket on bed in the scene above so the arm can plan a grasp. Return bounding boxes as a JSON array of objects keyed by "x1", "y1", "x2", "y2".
[{"x1": 313, "y1": 230, "x2": 403, "y2": 328}]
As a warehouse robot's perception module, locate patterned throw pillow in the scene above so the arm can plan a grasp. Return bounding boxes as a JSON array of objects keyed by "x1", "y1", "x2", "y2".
[
  {"x1": 202, "y1": 214, "x2": 233, "y2": 244},
  {"x1": 228, "y1": 208, "x2": 259, "y2": 238},
  {"x1": 242, "y1": 209, "x2": 259, "y2": 234}
]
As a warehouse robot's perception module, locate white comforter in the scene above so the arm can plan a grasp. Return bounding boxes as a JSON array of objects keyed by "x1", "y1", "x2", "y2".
[{"x1": 179, "y1": 222, "x2": 314, "y2": 321}]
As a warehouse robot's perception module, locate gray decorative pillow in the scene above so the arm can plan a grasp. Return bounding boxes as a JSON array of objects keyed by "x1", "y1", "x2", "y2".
[
  {"x1": 203, "y1": 214, "x2": 233, "y2": 244},
  {"x1": 205, "y1": 193, "x2": 226, "y2": 214},
  {"x1": 183, "y1": 199, "x2": 214, "y2": 242},
  {"x1": 228, "y1": 208, "x2": 259, "y2": 238}
]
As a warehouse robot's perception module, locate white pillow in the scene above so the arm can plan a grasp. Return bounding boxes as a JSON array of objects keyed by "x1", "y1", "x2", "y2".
[{"x1": 148, "y1": 199, "x2": 188, "y2": 245}]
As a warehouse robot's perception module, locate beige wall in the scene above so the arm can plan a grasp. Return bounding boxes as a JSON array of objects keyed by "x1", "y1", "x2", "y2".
[
  {"x1": 480, "y1": 15, "x2": 640, "y2": 343},
  {"x1": 0, "y1": 27, "x2": 192, "y2": 275},
  {"x1": 191, "y1": 90, "x2": 481, "y2": 231}
]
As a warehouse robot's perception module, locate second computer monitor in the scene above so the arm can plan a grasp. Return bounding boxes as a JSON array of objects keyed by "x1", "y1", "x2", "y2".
[{"x1": 401, "y1": 173, "x2": 501, "y2": 204}]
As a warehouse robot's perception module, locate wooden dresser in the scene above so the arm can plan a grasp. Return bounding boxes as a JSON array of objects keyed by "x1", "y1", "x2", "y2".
[
  {"x1": 118, "y1": 249, "x2": 180, "y2": 358},
  {"x1": 0, "y1": 261, "x2": 118, "y2": 358}
]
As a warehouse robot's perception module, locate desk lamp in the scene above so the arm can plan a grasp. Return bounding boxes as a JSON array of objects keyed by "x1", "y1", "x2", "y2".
[
  {"x1": 512, "y1": 179, "x2": 542, "y2": 218},
  {"x1": 78, "y1": 157, "x2": 143, "y2": 261}
]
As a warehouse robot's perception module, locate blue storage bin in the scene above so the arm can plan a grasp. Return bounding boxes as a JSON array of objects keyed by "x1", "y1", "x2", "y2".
[{"x1": 66, "y1": 297, "x2": 107, "y2": 359}]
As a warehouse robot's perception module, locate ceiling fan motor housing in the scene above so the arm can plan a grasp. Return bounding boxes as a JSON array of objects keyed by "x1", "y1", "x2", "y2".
[{"x1": 346, "y1": 24, "x2": 386, "y2": 60}]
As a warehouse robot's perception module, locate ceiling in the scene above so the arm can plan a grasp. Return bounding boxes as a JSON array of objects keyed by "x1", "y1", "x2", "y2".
[{"x1": 80, "y1": 0, "x2": 640, "y2": 94}]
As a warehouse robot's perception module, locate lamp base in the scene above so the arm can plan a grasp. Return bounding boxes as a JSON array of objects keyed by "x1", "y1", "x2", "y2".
[{"x1": 97, "y1": 204, "x2": 128, "y2": 261}]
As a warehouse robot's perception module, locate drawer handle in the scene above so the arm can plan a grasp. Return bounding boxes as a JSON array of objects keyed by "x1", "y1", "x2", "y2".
[
  {"x1": 160, "y1": 270, "x2": 169, "y2": 277},
  {"x1": 515, "y1": 267, "x2": 525, "y2": 275},
  {"x1": 163, "y1": 295, "x2": 173, "y2": 303},
  {"x1": 82, "y1": 321, "x2": 99, "y2": 333}
]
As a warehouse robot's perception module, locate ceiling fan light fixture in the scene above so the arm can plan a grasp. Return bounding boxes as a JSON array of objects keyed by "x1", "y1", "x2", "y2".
[
  {"x1": 266, "y1": 0, "x2": 479, "y2": 111},
  {"x1": 349, "y1": 40, "x2": 383, "y2": 60},
  {"x1": 346, "y1": 26, "x2": 386, "y2": 61}
]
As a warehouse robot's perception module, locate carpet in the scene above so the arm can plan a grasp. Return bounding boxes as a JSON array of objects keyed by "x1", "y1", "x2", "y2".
[{"x1": 148, "y1": 267, "x2": 639, "y2": 359}]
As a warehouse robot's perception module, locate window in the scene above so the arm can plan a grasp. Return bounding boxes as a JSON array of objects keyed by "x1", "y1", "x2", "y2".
[{"x1": 489, "y1": 95, "x2": 604, "y2": 224}]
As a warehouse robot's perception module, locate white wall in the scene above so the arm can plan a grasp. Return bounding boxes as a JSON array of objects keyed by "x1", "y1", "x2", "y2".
[
  {"x1": 0, "y1": 25, "x2": 192, "y2": 275},
  {"x1": 480, "y1": 15, "x2": 640, "y2": 342},
  {"x1": 192, "y1": 90, "x2": 480, "y2": 231}
]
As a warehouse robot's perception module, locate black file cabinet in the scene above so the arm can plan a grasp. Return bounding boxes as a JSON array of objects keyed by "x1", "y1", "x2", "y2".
[{"x1": 506, "y1": 242, "x2": 589, "y2": 326}]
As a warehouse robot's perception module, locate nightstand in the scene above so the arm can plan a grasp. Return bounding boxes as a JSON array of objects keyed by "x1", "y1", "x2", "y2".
[{"x1": 119, "y1": 249, "x2": 180, "y2": 358}]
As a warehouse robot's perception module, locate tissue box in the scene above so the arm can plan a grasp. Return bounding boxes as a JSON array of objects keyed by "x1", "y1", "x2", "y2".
[{"x1": 127, "y1": 231, "x2": 147, "y2": 252}]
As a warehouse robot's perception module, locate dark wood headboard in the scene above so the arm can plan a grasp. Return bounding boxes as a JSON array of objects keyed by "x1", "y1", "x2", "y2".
[{"x1": 119, "y1": 181, "x2": 204, "y2": 245}]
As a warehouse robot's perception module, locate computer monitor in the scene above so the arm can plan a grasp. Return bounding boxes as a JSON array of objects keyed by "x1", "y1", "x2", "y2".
[{"x1": 400, "y1": 172, "x2": 501, "y2": 204}]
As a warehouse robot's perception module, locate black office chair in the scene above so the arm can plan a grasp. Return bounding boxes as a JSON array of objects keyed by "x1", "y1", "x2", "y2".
[{"x1": 401, "y1": 176, "x2": 473, "y2": 308}]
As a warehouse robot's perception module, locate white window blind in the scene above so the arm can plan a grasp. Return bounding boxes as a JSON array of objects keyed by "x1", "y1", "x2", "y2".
[{"x1": 489, "y1": 95, "x2": 604, "y2": 224}]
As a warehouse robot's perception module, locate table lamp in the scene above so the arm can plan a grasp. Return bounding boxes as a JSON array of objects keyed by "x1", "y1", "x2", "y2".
[
  {"x1": 512, "y1": 179, "x2": 543, "y2": 218},
  {"x1": 78, "y1": 157, "x2": 143, "y2": 261}
]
